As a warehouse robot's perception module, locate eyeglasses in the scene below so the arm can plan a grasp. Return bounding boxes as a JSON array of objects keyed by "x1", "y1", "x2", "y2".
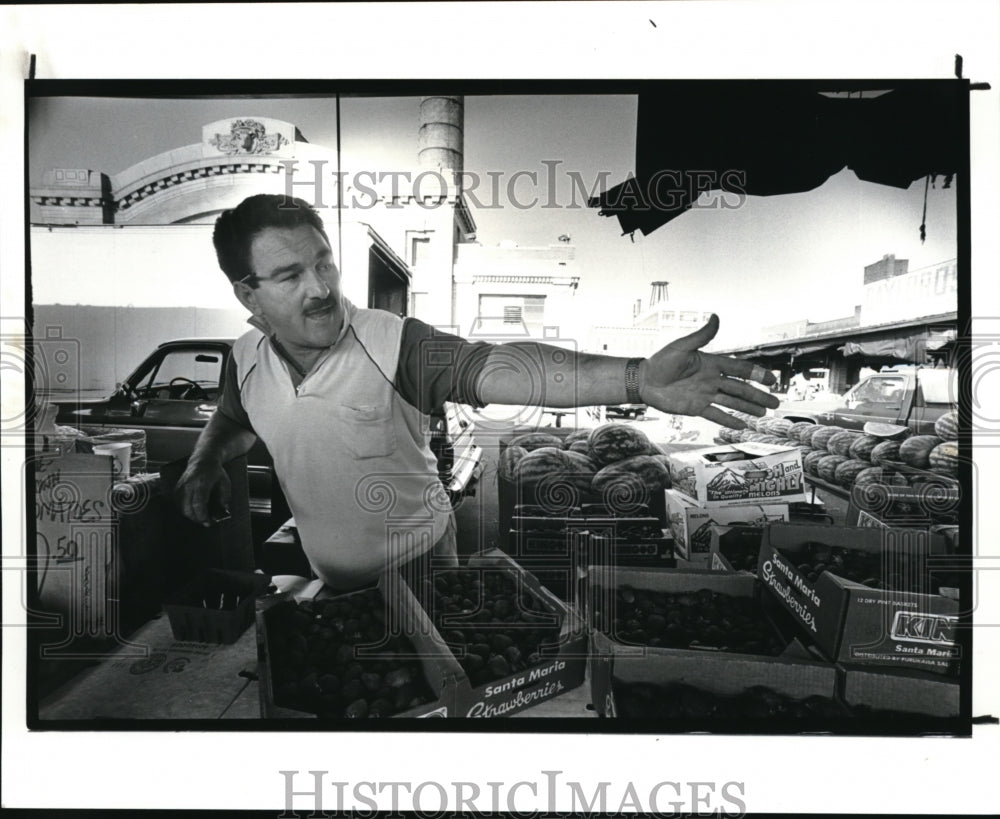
[{"x1": 238, "y1": 260, "x2": 337, "y2": 291}]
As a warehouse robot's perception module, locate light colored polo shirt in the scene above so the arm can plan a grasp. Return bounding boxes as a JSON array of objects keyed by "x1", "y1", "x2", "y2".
[{"x1": 229, "y1": 299, "x2": 454, "y2": 589}]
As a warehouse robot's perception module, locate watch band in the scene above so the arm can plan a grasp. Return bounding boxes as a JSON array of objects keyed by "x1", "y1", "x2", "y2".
[{"x1": 625, "y1": 357, "x2": 643, "y2": 404}]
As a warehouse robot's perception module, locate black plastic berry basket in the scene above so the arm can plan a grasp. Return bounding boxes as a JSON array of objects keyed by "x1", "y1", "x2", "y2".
[{"x1": 164, "y1": 569, "x2": 272, "y2": 644}]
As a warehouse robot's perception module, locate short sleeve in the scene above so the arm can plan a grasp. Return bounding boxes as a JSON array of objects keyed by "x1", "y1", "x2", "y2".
[
  {"x1": 394, "y1": 318, "x2": 494, "y2": 413},
  {"x1": 216, "y1": 353, "x2": 256, "y2": 432}
]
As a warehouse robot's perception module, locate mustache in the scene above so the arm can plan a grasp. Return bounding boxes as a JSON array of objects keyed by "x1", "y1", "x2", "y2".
[{"x1": 303, "y1": 296, "x2": 338, "y2": 313}]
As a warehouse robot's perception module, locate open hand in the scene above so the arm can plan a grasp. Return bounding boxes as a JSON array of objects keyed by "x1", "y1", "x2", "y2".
[{"x1": 639, "y1": 314, "x2": 779, "y2": 429}]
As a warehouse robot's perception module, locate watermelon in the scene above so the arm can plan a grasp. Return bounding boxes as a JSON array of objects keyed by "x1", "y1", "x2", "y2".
[
  {"x1": 799, "y1": 425, "x2": 823, "y2": 448},
  {"x1": 852, "y1": 466, "x2": 886, "y2": 489},
  {"x1": 717, "y1": 427, "x2": 738, "y2": 443},
  {"x1": 870, "y1": 440, "x2": 903, "y2": 466},
  {"x1": 928, "y1": 441, "x2": 959, "y2": 476},
  {"x1": 759, "y1": 435, "x2": 787, "y2": 446},
  {"x1": 591, "y1": 455, "x2": 671, "y2": 495},
  {"x1": 834, "y1": 459, "x2": 870, "y2": 488},
  {"x1": 810, "y1": 427, "x2": 840, "y2": 452},
  {"x1": 803, "y1": 451, "x2": 827, "y2": 476},
  {"x1": 817, "y1": 454, "x2": 849, "y2": 483},
  {"x1": 562, "y1": 429, "x2": 592, "y2": 449},
  {"x1": 509, "y1": 432, "x2": 564, "y2": 451},
  {"x1": 514, "y1": 447, "x2": 571, "y2": 485},
  {"x1": 567, "y1": 440, "x2": 592, "y2": 455},
  {"x1": 762, "y1": 418, "x2": 793, "y2": 438},
  {"x1": 498, "y1": 445, "x2": 527, "y2": 482},
  {"x1": 848, "y1": 434, "x2": 881, "y2": 462},
  {"x1": 827, "y1": 431, "x2": 861, "y2": 457},
  {"x1": 863, "y1": 421, "x2": 911, "y2": 440},
  {"x1": 898, "y1": 435, "x2": 943, "y2": 469},
  {"x1": 588, "y1": 424, "x2": 655, "y2": 465},
  {"x1": 788, "y1": 422, "x2": 814, "y2": 443},
  {"x1": 736, "y1": 429, "x2": 757, "y2": 443},
  {"x1": 934, "y1": 410, "x2": 959, "y2": 441}
]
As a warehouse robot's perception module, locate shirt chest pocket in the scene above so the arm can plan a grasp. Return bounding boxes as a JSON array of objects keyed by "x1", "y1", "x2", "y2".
[{"x1": 336, "y1": 404, "x2": 397, "y2": 459}]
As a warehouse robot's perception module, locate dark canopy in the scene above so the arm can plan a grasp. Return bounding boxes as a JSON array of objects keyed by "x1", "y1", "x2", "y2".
[{"x1": 592, "y1": 82, "x2": 964, "y2": 236}]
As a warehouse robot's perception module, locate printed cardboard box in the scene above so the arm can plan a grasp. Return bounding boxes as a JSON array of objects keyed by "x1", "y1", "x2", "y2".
[
  {"x1": 757, "y1": 523, "x2": 958, "y2": 674},
  {"x1": 586, "y1": 567, "x2": 839, "y2": 724},
  {"x1": 838, "y1": 664, "x2": 962, "y2": 720},
  {"x1": 664, "y1": 489, "x2": 788, "y2": 564},
  {"x1": 415, "y1": 549, "x2": 587, "y2": 718},
  {"x1": 667, "y1": 442, "x2": 806, "y2": 508},
  {"x1": 255, "y1": 573, "x2": 461, "y2": 719}
]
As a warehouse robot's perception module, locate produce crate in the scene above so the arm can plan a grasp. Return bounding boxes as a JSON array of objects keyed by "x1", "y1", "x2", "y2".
[
  {"x1": 664, "y1": 489, "x2": 789, "y2": 564},
  {"x1": 255, "y1": 574, "x2": 462, "y2": 719},
  {"x1": 757, "y1": 522, "x2": 958, "y2": 674},
  {"x1": 408, "y1": 549, "x2": 587, "y2": 718},
  {"x1": 708, "y1": 525, "x2": 765, "y2": 573},
  {"x1": 164, "y1": 569, "x2": 272, "y2": 644},
  {"x1": 666, "y1": 442, "x2": 807, "y2": 508},
  {"x1": 587, "y1": 567, "x2": 840, "y2": 728},
  {"x1": 837, "y1": 664, "x2": 962, "y2": 721}
]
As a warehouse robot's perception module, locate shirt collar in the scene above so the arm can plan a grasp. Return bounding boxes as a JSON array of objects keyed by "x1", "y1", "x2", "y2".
[{"x1": 246, "y1": 296, "x2": 356, "y2": 368}]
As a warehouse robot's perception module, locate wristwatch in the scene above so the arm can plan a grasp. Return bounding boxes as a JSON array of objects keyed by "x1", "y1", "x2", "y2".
[{"x1": 625, "y1": 358, "x2": 643, "y2": 404}]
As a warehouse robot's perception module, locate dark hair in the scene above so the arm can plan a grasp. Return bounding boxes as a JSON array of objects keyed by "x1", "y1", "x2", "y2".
[{"x1": 213, "y1": 194, "x2": 329, "y2": 287}]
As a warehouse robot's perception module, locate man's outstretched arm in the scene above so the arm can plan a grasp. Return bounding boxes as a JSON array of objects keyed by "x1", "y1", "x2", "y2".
[{"x1": 476, "y1": 314, "x2": 779, "y2": 428}]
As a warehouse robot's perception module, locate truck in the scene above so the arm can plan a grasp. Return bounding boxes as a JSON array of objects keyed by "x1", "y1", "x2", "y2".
[{"x1": 773, "y1": 366, "x2": 957, "y2": 435}]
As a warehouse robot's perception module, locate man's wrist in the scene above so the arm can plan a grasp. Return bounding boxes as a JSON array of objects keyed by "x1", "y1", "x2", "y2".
[{"x1": 625, "y1": 357, "x2": 645, "y2": 403}]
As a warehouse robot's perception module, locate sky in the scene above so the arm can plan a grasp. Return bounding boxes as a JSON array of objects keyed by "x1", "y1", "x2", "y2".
[{"x1": 27, "y1": 90, "x2": 958, "y2": 349}]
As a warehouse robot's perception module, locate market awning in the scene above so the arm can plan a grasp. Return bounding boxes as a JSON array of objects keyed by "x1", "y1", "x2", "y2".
[
  {"x1": 839, "y1": 328, "x2": 956, "y2": 360},
  {"x1": 591, "y1": 82, "x2": 963, "y2": 236}
]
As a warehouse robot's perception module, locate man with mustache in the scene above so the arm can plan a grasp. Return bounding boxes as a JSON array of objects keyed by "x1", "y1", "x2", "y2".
[{"x1": 176, "y1": 194, "x2": 778, "y2": 591}]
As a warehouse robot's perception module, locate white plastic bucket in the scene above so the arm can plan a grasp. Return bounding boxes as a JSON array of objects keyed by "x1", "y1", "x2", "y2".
[{"x1": 93, "y1": 441, "x2": 132, "y2": 478}]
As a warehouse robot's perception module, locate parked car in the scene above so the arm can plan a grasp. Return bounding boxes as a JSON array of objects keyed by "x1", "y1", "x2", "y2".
[
  {"x1": 774, "y1": 367, "x2": 956, "y2": 436},
  {"x1": 604, "y1": 403, "x2": 648, "y2": 420},
  {"x1": 53, "y1": 338, "x2": 483, "y2": 537}
]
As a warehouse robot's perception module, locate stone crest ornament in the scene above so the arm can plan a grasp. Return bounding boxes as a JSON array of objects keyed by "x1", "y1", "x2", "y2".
[{"x1": 209, "y1": 119, "x2": 288, "y2": 155}]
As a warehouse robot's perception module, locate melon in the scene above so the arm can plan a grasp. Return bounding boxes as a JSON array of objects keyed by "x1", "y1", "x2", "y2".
[
  {"x1": 852, "y1": 466, "x2": 886, "y2": 489},
  {"x1": 898, "y1": 435, "x2": 943, "y2": 470},
  {"x1": 763, "y1": 418, "x2": 793, "y2": 438},
  {"x1": 759, "y1": 435, "x2": 787, "y2": 446},
  {"x1": 810, "y1": 427, "x2": 840, "y2": 452},
  {"x1": 587, "y1": 424, "x2": 655, "y2": 465},
  {"x1": 834, "y1": 459, "x2": 870, "y2": 488},
  {"x1": 827, "y1": 430, "x2": 861, "y2": 458},
  {"x1": 848, "y1": 434, "x2": 881, "y2": 462},
  {"x1": 567, "y1": 439, "x2": 592, "y2": 455},
  {"x1": 509, "y1": 432, "x2": 564, "y2": 451},
  {"x1": 514, "y1": 447, "x2": 570, "y2": 485},
  {"x1": 717, "y1": 427, "x2": 738, "y2": 443},
  {"x1": 591, "y1": 455, "x2": 671, "y2": 495},
  {"x1": 817, "y1": 454, "x2": 849, "y2": 483},
  {"x1": 799, "y1": 425, "x2": 823, "y2": 448},
  {"x1": 562, "y1": 429, "x2": 592, "y2": 449},
  {"x1": 803, "y1": 450, "x2": 828, "y2": 476},
  {"x1": 498, "y1": 445, "x2": 527, "y2": 482},
  {"x1": 934, "y1": 410, "x2": 959, "y2": 441},
  {"x1": 788, "y1": 422, "x2": 814, "y2": 443},
  {"x1": 928, "y1": 441, "x2": 959, "y2": 476},
  {"x1": 870, "y1": 440, "x2": 903, "y2": 466},
  {"x1": 863, "y1": 421, "x2": 911, "y2": 440}
]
